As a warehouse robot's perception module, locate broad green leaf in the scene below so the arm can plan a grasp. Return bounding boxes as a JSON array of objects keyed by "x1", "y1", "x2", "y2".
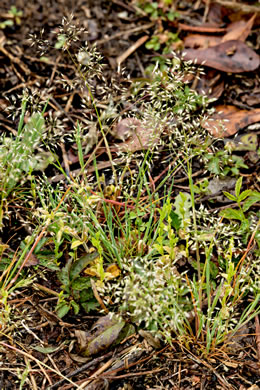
[
  {"x1": 242, "y1": 192, "x2": 260, "y2": 211},
  {"x1": 71, "y1": 300, "x2": 80, "y2": 315},
  {"x1": 81, "y1": 300, "x2": 99, "y2": 313},
  {"x1": 71, "y1": 277, "x2": 91, "y2": 290},
  {"x1": 56, "y1": 303, "x2": 70, "y2": 318},
  {"x1": 70, "y1": 252, "x2": 99, "y2": 280},
  {"x1": 169, "y1": 210, "x2": 181, "y2": 231},
  {"x1": 57, "y1": 259, "x2": 72, "y2": 286},
  {"x1": 235, "y1": 177, "x2": 242, "y2": 198},
  {"x1": 71, "y1": 240, "x2": 84, "y2": 249},
  {"x1": 33, "y1": 345, "x2": 61, "y2": 354},
  {"x1": 220, "y1": 208, "x2": 244, "y2": 221},
  {"x1": 223, "y1": 192, "x2": 237, "y2": 202},
  {"x1": 207, "y1": 157, "x2": 220, "y2": 175},
  {"x1": 237, "y1": 189, "x2": 252, "y2": 202},
  {"x1": 174, "y1": 192, "x2": 192, "y2": 228},
  {"x1": 240, "y1": 219, "x2": 250, "y2": 232}
]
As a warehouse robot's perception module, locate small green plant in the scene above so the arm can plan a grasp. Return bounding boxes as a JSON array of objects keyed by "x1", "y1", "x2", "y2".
[
  {"x1": 145, "y1": 31, "x2": 180, "y2": 54},
  {"x1": 136, "y1": 1, "x2": 180, "y2": 55},
  {"x1": 137, "y1": 1, "x2": 179, "y2": 21},
  {"x1": 0, "y1": 6, "x2": 22, "y2": 29},
  {"x1": 145, "y1": 35, "x2": 160, "y2": 51},
  {"x1": 56, "y1": 252, "x2": 100, "y2": 317},
  {"x1": 0, "y1": 96, "x2": 51, "y2": 229},
  {"x1": 204, "y1": 149, "x2": 248, "y2": 177},
  {"x1": 220, "y1": 177, "x2": 260, "y2": 235}
]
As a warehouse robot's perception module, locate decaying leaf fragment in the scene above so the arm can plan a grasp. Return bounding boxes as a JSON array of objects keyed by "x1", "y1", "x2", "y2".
[
  {"x1": 76, "y1": 314, "x2": 125, "y2": 356},
  {"x1": 203, "y1": 105, "x2": 260, "y2": 137},
  {"x1": 182, "y1": 40, "x2": 259, "y2": 73},
  {"x1": 224, "y1": 133, "x2": 258, "y2": 152},
  {"x1": 113, "y1": 117, "x2": 161, "y2": 152},
  {"x1": 222, "y1": 14, "x2": 256, "y2": 42},
  {"x1": 184, "y1": 34, "x2": 221, "y2": 49}
]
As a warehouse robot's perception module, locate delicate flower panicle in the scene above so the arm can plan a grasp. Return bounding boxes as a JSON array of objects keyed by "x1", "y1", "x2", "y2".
[{"x1": 98, "y1": 256, "x2": 191, "y2": 337}]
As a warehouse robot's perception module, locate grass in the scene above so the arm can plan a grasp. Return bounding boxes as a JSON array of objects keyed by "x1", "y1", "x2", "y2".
[{"x1": 0, "y1": 15, "x2": 259, "y2": 384}]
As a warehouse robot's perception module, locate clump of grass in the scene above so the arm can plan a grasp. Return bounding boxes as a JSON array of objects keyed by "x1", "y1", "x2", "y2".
[
  {"x1": 0, "y1": 93, "x2": 50, "y2": 229},
  {"x1": 1, "y1": 15, "x2": 259, "y2": 359}
]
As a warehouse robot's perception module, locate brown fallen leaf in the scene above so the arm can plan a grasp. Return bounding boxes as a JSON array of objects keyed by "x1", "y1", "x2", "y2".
[
  {"x1": 79, "y1": 315, "x2": 125, "y2": 357},
  {"x1": 184, "y1": 34, "x2": 221, "y2": 49},
  {"x1": 138, "y1": 329, "x2": 162, "y2": 349},
  {"x1": 241, "y1": 91, "x2": 260, "y2": 106},
  {"x1": 207, "y1": 2, "x2": 226, "y2": 26},
  {"x1": 113, "y1": 117, "x2": 140, "y2": 141},
  {"x1": 182, "y1": 40, "x2": 260, "y2": 73},
  {"x1": 196, "y1": 70, "x2": 224, "y2": 99},
  {"x1": 203, "y1": 105, "x2": 260, "y2": 137},
  {"x1": 113, "y1": 117, "x2": 161, "y2": 153},
  {"x1": 222, "y1": 14, "x2": 256, "y2": 42}
]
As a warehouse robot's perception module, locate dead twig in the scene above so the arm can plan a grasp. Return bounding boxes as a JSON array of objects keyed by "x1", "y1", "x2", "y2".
[
  {"x1": 96, "y1": 23, "x2": 154, "y2": 46},
  {"x1": 214, "y1": 1, "x2": 260, "y2": 13},
  {"x1": 116, "y1": 35, "x2": 149, "y2": 67},
  {"x1": 255, "y1": 315, "x2": 260, "y2": 367},
  {"x1": 90, "y1": 279, "x2": 109, "y2": 313},
  {"x1": 49, "y1": 351, "x2": 114, "y2": 390}
]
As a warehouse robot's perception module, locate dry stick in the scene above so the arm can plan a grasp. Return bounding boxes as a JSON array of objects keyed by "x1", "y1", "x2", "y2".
[
  {"x1": 1, "y1": 122, "x2": 18, "y2": 136},
  {"x1": 60, "y1": 142, "x2": 71, "y2": 178},
  {"x1": 232, "y1": 219, "x2": 260, "y2": 290},
  {"x1": 99, "y1": 345, "x2": 168, "y2": 379},
  {"x1": 48, "y1": 351, "x2": 114, "y2": 390},
  {"x1": 96, "y1": 23, "x2": 154, "y2": 46},
  {"x1": 77, "y1": 358, "x2": 116, "y2": 389},
  {"x1": 0, "y1": 342, "x2": 81, "y2": 389},
  {"x1": 77, "y1": 346, "x2": 168, "y2": 389},
  {"x1": 23, "y1": 53, "x2": 75, "y2": 68},
  {"x1": 47, "y1": 54, "x2": 61, "y2": 87},
  {"x1": 90, "y1": 279, "x2": 109, "y2": 313},
  {"x1": 50, "y1": 158, "x2": 125, "y2": 183},
  {"x1": 111, "y1": 0, "x2": 136, "y2": 12},
  {"x1": 88, "y1": 188, "x2": 135, "y2": 209},
  {"x1": 116, "y1": 35, "x2": 149, "y2": 66},
  {"x1": 104, "y1": 367, "x2": 165, "y2": 379},
  {"x1": 49, "y1": 96, "x2": 76, "y2": 127},
  {"x1": 255, "y1": 315, "x2": 260, "y2": 364},
  {"x1": 51, "y1": 343, "x2": 145, "y2": 390},
  {"x1": 0, "y1": 45, "x2": 31, "y2": 75},
  {"x1": 5, "y1": 79, "x2": 43, "y2": 95},
  {"x1": 182, "y1": 346, "x2": 235, "y2": 390},
  {"x1": 32, "y1": 283, "x2": 60, "y2": 297},
  {"x1": 214, "y1": 0, "x2": 260, "y2": 13},
  {"x1": 134, "y1": 51, "x2": 146, "y2": 78}
]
